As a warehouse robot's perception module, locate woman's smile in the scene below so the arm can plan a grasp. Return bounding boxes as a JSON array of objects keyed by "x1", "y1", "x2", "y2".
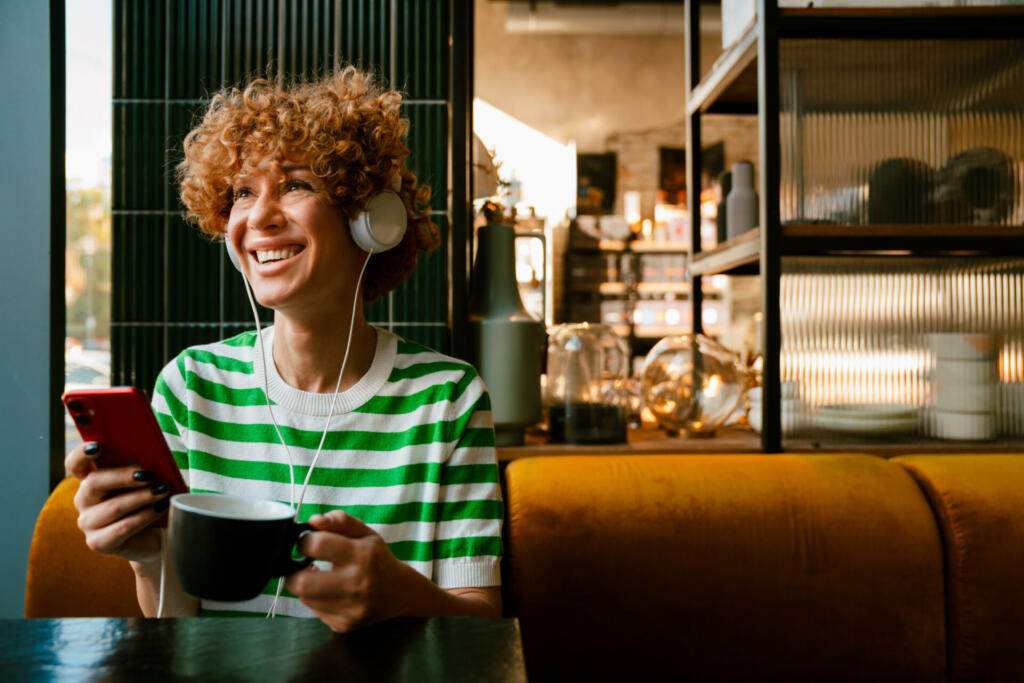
[
  {"x1": 226, "y1": 157, "x2": 363, "y2": 316},
  {"x1": 254, "y1": 245, "x2": 305, "y2": 264}
]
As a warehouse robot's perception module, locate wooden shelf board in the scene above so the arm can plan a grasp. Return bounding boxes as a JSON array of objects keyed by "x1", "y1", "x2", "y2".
[
  {"x1": 636, "y1": 282, "x2": 690, "y2": 295},
  {"x1": 782, "y1": 224, "x2": 1024, "y2": 239},
  {"x1": 598, "y1": 282, "x2": 628, "y2": 295},
  {"x1": 687, "y1": 6, "x2": 1024, "y2": 116},
  {"x1": 689, "y1": 225, "x2": 1024, "y2": 276},
  {"x1": 498, "y1": 426, "x2": 762, "y2": 461},
  {"x1": 689, "y1": 228, "x2": 761, "y2": 276},
  {"x1": 630, "y1": 241, "x2": 689, "y2": 253},
  {"x1": 786, "y1": 436, "x2": 1024, "y2": 456},
  {"x1": 688, "y1": 22, "x2": 758, "y2": 116}
]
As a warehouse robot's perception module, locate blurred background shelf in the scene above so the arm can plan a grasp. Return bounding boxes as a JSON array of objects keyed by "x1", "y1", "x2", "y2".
[
  {"x1": 687, "y1": 5, "x2": 1024, "y2": 115},
  {"x1": 685, "y1": 1, "x2": 1024, "y2": 453}
]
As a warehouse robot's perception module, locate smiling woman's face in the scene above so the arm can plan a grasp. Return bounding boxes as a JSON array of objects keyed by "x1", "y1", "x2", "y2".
[{"x1": 226, "y1": 155, "x2": 364, "y2": 318}]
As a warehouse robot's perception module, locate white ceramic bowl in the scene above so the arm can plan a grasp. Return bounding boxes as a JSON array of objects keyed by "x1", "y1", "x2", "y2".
[
  {"x1": 935, "y1": 410, "x2": 996, "y2": 441},
  {"x1": 932, "y1": 333, "x2": 997, "y2": 360}
]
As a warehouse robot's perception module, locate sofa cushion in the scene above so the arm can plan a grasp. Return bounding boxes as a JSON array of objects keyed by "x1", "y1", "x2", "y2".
[
  {"x1": 26, "y1": 476, "x2": 142, "y2": 617},
  {"x1": 894, "y1": 454, "x2": 1024, "y2": 683},
  {"x1": 503, "y1": 454, "x2": 945, "y2": 682}
]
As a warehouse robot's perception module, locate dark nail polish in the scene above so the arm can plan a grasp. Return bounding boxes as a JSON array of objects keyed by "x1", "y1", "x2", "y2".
[
  {"x1": 133, "y1": 470, "x2": 154, "y2": 482},
  {"x1": 154, "y1": 499, "x2": 170, "y2": 512},
  {"x1": 150, "y1": 483, "x2": 168, "y2": 495},
  {"x1": 84, "y1": 443, "x2": 100, "y2": 456}
]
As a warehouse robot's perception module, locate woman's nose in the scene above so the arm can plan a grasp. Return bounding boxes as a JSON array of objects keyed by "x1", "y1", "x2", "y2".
[{"x1": 246, "y1": 191, "x2": 284, "y2": 231}]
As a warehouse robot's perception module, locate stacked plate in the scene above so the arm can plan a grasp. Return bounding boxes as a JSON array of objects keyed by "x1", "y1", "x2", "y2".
[
  {"x1": 932, "y1": 333, "x2": 997, "y2": 441},
  {"x1": 747, "y1": 382, "x2": 808, "y2": 434},
  {"x1": 816, "y1": 404, "x2": 920, "y2": 436}
]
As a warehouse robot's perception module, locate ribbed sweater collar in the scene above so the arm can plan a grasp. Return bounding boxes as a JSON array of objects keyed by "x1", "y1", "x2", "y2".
[{"x1": 251, "y1": 325, "x2": 396, "y2": 416}]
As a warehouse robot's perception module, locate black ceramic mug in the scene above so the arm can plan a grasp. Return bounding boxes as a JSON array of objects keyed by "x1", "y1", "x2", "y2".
[{"x1": 169, "y1": 493, "x2": 314, "y2": 601}]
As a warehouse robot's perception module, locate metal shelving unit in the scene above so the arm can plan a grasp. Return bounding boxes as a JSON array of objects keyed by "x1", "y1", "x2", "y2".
[{"x1": 684, "y1": 1, "x2": 1024, "y2": 452}]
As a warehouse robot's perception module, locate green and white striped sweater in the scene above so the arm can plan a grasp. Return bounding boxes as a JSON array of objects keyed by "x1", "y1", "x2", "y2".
[{"x1": 151, "y1": 325, "x2": 503, "y2": 618}]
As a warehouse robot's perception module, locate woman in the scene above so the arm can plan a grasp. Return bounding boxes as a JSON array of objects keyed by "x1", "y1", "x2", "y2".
[{"x1": 65, "y1": 66, "x2": 503, "y2": 630}]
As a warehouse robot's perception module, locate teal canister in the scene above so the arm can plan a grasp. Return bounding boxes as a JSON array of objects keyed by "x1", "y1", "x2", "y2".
[{"x1": 468, "y1": 222, "x2": 544, "y2": 447}]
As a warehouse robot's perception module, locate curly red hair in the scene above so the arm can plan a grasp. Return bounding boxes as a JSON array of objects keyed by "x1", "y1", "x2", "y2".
[{"x1": 177, "y1": 66, "x2": 440, "y2": 302}]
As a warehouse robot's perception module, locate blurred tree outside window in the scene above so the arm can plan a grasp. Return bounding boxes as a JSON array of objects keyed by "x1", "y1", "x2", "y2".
[{"x1": 65, "y1": 0, "x2": 112, "y2": 450}]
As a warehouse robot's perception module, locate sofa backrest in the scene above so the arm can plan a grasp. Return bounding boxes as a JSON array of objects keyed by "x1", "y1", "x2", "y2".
[
  {"x1": 894, "y1": 454, "x2": 1024, "y2": 683},
  {"x1": 502, "y1": 454, "x2": 946, "y2": 682}
]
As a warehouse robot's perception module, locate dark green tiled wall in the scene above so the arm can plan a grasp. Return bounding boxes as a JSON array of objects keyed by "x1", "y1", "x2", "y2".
[{"x1": 112, "y1": 0, "x2": 455, "y2": 392}]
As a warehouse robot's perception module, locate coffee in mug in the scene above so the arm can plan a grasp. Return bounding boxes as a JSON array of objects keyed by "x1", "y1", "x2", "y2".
[{"x1": 169, "y1": 493, "x2": 313, "y2": 601}]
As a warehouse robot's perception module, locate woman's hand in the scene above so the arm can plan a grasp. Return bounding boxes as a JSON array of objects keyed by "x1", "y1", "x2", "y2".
[
  {"x1": 285, "y1": 511, "x2": 414, "y2": 632},
  {"x1": 66, "y1": 442, "x2": 172, "y2": 566}
]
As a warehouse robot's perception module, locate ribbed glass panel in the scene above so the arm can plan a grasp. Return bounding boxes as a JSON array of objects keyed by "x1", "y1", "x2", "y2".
[
  {"x1": 779, "y1": 38, "x2": 1024, "y2": 226},
  {"x1": 167, "y1": 325, "x2": 227, "y2": 356},
  {"x1": 283, "y1": 0, "x2": 338, "y2": 80},
  {"x1": 404, "y1": 103, "x2": 448, "y2": 212},
  {"x1": 780, "y1": 1, "x2": 1022, "y2": 6},
  {"x1": 114, "y1": 0, "x2": 165, "y2": 99},
  {"x1": 169, "y1": 0, "x2": 222, "y2": 99},
  {"x1": 223, "y1": 0, "x2": 279, "y2": 85},
  {"x1": 393, "y1": 215, "x2": 448, "y2": 323},
  {"x1": 396, "y1": 0, "x2": 446, "y2": 99},
  {"x1": 112, "y1": 215, "x2": 164, "y2": 324},
  {"x1": 166, "y1": 103, "x2": 207, "y2": 211},
  {"x1": 112, "y1": 103, "x2": 164, "y2": 211},
  {"x1": 166, "y1": 217, "x2": 221, "y2": 323},
  {"x1": 780, "y1": 256, "x2": 1024, "y2": 446},
  {"x1": 112, "y1": 326, "x2": 163, "y2": 389},
  {"x1": 393, "y1": 324, "x2": 449, "y2": 353},
  {"x1": 115, "y1": 0, "x2": 457, "y2": 391},
  {"x1": 338, "y1": 0, "x2": 391, "y2": 77}
]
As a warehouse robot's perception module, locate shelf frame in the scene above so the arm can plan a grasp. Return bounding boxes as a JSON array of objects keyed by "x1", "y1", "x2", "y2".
[
  {"x1": 688, "y1": 5, "x2": 1024, "y2": 116},
  {"x1": 689, "y1": 228, "x2": 761, "y2": 276}
]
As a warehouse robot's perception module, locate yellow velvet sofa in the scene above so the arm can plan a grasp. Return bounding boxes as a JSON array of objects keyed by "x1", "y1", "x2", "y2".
[
  {"x1": 28, "y1": 454, "x2": 1024, "y2": 682},
  {"x1": 501, "y1": 453, "x2": 1024, "y2": 683}
]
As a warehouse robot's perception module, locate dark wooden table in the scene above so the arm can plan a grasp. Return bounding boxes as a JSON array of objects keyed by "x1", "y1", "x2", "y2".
[{"x1": 0, "y1": 617, "x2": 526, "y2": 681}]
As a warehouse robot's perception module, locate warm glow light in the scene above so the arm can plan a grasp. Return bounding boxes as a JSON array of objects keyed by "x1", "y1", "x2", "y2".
[
  {"x1": 705, "y1": 374, "x2": 721, "y2": 398},
  {"x1": 624, "y1": 192, "x2": 641, "y2": 225},
  {"x1": 473, "y1": 99, "x2": 575, "y2": 224}
]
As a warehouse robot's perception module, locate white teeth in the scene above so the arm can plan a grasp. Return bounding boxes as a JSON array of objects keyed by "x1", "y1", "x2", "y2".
[{"x1": 255, "y1": 247, "x2": 301, "y2": 264}]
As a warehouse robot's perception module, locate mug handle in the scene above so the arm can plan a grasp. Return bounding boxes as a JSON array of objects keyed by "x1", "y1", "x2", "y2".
[{"x1": 272, "y1": 522, "x2": 315, "y2": 576}]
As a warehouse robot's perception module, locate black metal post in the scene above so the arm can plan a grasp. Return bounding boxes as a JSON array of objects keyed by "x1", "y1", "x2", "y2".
[
  {"x1": 50, "y1": 0, "x2": 67, "y2": 489},
  {"x1": 758, "y1": 0, "x2": 782, "y2": 453},
  {"x1": 685, "y1": 0, "x2": 703, "y2": 337},
  {"x1": 449, "y1": 0, "x2": 473, "y2": 360}
]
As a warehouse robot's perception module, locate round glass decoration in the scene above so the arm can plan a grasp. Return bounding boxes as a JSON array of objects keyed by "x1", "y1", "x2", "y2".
[{"x1": 641, "y1": 334, "x2": 748, "y2": 436}]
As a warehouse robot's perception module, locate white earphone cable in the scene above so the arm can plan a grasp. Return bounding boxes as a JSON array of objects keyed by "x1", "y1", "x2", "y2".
[
  {"x1": 156, "y1": 527, "x2": 168, "y2": 618},
  {"x1": 242, "y1": 249, "x2": 374, "y2": 618}
]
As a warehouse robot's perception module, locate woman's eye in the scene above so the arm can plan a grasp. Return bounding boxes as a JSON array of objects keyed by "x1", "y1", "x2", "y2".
[
  {"x1": 284, "y1": 180, "x2": 310, "y2": 192},
  {"x1": 232, "y1": 187, "x2": 253, "y2": 200}
]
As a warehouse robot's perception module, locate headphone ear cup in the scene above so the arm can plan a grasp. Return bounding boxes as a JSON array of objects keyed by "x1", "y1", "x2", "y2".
[
  {"x1": 225, "y1": 240, "x2": 242, "y2": 272},
  {"x1": 349, "y1": 191, "x2": 408, "y2": 253}
]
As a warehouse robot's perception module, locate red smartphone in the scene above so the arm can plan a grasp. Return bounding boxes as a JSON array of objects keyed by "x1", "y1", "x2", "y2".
[{"x1": 63, "y1": 387, "x2": 189, "y2": 527}]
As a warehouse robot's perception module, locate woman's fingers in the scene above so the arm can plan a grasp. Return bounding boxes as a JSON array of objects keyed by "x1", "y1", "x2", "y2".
[
  {"x1": 65, "y1": 442, "x2": 100, "y2": 480},
  {"x1": 74, "y1": 465, "x2": 159, "y2": 509},
  {"x1": 82, "y1": 505, "x2": 166, "y2": 557},
  {"x1": 77, "y1": 479, "x2": 171, "y2": 533},
  {"x1": 296, "y1": 529, "x2": 359, "y2": 566},
  {"x1": 309, "y1": 510, "x2": 374, "y2": 538},
  {"x1": 286, "y1": 562, "x2": 361, "y2": 600}
]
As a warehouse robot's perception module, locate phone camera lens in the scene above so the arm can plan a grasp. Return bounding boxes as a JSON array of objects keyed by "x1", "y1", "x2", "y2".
[
  {"x1": 74, "y1": 414, "x2": 91, "y2": 426},
  {"x1": 67, "y1": 400, "x2": 83, "y2": 412}
]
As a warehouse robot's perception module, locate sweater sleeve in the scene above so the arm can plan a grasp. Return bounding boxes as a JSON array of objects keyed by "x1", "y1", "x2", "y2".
[
  {"x1": 151, "y1": 354, "x2": 191, "y2": 488},
  {"x1": 432, "y1": 370, "x2": 503, "y2": 589}
]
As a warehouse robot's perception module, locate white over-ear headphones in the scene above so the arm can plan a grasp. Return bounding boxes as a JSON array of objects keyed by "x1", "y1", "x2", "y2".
[{"x1": 225, "y1": 190, "x2": 408, "y2": 271}]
